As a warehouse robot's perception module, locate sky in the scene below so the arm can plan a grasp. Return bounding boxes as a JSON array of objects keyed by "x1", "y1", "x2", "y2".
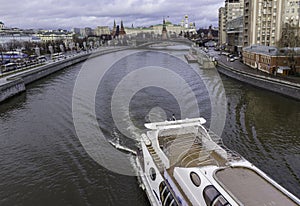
[{"x1": 0, "y1": 0, "x2": 224, "y2": 30}]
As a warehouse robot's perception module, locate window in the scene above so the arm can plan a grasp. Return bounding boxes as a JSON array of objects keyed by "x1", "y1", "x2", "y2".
[
  {"x1": 203, "y1": 185, "x2": 231, "y2": 206},
  {"x1": 213, "y1": 196, "x2": 231, "y2": 206},
  {"x1": 190, "y1": 172, "x2": 201, "y2": 187},
  {"x1": 153, "y1": 190, "x2": 160, "y2": 201},
  {"x1": 149, "y1": 167, "x2": 156, "y2": 181},
  {"x1": 159, "y1": 182, "x2": 178, "y2": 206}
]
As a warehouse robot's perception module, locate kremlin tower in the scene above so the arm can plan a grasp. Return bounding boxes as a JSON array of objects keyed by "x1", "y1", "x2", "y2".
[
  {"x1": 111, "y1": 20, "x2": 126, "y2": 38},
  {"x1": 111, "y1": 20, "x2": 117, "y2": 37},
  {"x1": 119, "y1": 20, "x2": 126, "y2": 37},
  {"x1": 161, "y1": 18, "x2": 168, "y2": 40}
]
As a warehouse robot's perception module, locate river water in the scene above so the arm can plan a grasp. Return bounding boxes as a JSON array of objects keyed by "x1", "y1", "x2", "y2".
[{"x1": 0, "y1": 46, "x2": 299, "y2": 205}]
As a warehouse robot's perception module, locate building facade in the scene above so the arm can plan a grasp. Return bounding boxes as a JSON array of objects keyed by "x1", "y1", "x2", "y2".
[
  {"x1": 242, "y1": 45, "x2": 300, "y2": 74},
  {"x1": 125, "y1": 20, "x2": 196, "y2": 37},
  {"x1": 225, "y1": 0, "x2": 244, "y2": 22},
  {"x1": 223, "y1": 0, "x2": 244, "y2": 50},
  {"x1": 71, "y1": 28, "x2": 81, "y2": 35},
  {"x1": 226, "y1": 16, "x2": 244, "y2": 53},
  {"x1": 283, "y1": 0, "x2": 300, "y2": 26},
  {"x1": 94, "y1": 26, "x2": 110, "y2": 36},
  {"x1": 219, "y1": 7, "x2": 227, "y2": 46},
  {"x1": 0, "y1": 21, "x2": 4, "y2": 29},
  {"x1": 243, "y1": 0, "x2": 284, "y2": 47},
  {"x1": 35, "y1": 31, "x2": 73, "y2": 42},
  {"x1": 80, "y1": 27, "x2": 93, "y2": 37}
]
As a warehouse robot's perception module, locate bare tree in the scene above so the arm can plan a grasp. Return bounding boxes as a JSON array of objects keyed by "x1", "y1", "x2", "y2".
[{"x1": 277, "y1": 22, "x2": 300, "y2": 74}]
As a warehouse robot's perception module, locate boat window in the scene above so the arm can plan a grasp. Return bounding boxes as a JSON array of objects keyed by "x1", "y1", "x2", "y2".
[
  {"x1": 149, "y1": 167, "x2": 156, "y2": 181},
  {"x1": 212, "y1": 195, "x2": 230, "y2": 206},
  {"x1": 153, "y1": 190, "x2": 160, "y2": 201},
  {"x1": 170, "y1": 198, "x2": 179, "y2": 206},
  {"x1": 159, "y1": 181, "x2": 166, "y2": 192},
  {"x1": 203, "y1": 185, "x2": 230, "y2": 206},
  {"x1": 163, "y1": 192, "x2": 171, "y2": 206},
  {"x1": 162, "y1": 186, "x2": 170, "y2": 199},
  {"x1": 190, "y1": 171, "x2": 201, "y2": 187},
  {"x1": 203, "y1": 185, "x2": 220, "y2": 206},
  {"x1": 159, "y1": 181, "x2": 179, "y2": 206}
]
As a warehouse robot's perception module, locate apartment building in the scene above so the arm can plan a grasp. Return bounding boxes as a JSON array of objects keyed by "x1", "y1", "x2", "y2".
[
  {"x1": 219, "y1": 7, "x2": 227, "y2": 45},
  {"x1": 225, "y1": 0, "x2": 244, "y2": 22},
  {"x1": 223, "y1": 0, "x2": 244, "y2": 51},
  {"x1": 243, "y1": 0, "x2": 284, "y2": 47},
  {"x1": 227, "y1": 16, "x2": 244, "y2": 53},
  {"x1": 283, "y1": 0, "x2": 300, "y2": 25}
]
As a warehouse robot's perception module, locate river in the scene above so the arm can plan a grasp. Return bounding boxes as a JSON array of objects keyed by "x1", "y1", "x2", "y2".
[{"x1": 0, "y1": 46, "x2": 299, "y2": 205}]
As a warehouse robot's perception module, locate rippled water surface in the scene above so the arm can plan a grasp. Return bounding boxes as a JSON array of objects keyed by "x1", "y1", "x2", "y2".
[{"x1": 0, "y1": 47, "x2": 299, "y2": 205}]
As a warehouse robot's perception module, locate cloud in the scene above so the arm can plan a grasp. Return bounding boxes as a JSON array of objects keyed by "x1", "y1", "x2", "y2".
[{"x1": 0, "y1": 0, "x2": 223, "y2": 29}]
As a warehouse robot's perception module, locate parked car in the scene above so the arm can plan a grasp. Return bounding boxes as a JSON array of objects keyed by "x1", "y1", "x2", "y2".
[
  {"x1": 37, "y1": 55, "x2": 47, "y2": 63},
  {"x1": 0, "y1": 62, "x2": 17, "y2": 73}
]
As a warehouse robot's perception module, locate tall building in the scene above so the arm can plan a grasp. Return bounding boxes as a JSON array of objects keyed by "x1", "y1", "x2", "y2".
[
  {"x1": 223, "y1": 0, "x2": 244, "y2": 51},
  {"x1": 283, "y1": 0, "x2": 300, "y2": 26},
  {"x1": 227, "y1": 16, "x2": 244, "y2": 53},
  {"x1": 243, "y1": 0, "x2": 284, "y2": 47},
  {"x1": 219, "y1": 7, "x2": 227, "y2": 45},
  {"x1": 282, "y1": 0, "x2": 300, "y2": 43},
  {"x1": 80, "y1": 27, "x2": 93, "y2": 37},
  {"x1": 71, "y1": 28, "x2": 81, "y2": 35},
  {"x1": 225, "y1": 0, "x2": 244, "y2": 22}
]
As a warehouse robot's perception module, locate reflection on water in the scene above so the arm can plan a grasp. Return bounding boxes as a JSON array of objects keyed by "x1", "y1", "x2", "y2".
[{"x1": 221, "y1": 75, "x2": 300, "y2": 197}]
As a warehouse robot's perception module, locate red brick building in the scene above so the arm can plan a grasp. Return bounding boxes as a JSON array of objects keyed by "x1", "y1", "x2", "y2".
[{"x1": 242, "y1": 45, "x2": 300, "y2": 75}]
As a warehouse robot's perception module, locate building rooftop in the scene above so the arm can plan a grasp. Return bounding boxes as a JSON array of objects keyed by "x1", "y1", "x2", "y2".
[
  {"x1": 243, "y1": 45, "x2": 278, "y2": 56},
  {"x1": 243, "y1": 45, "x2": 300, "y2": 56}
]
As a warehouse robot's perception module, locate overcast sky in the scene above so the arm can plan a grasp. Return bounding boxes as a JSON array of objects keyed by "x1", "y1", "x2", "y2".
[{"x1": 0, "y1": 0, "x2": 224, "y2": 30}]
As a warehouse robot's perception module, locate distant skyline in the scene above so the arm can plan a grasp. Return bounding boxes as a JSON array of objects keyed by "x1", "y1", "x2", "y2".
[{"x1": 0, "y1": 0, "x2": 223, "y2": 30}]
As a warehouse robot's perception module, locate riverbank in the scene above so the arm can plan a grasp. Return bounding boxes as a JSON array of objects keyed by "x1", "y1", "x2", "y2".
[
  {"x1": 213, "y1": 51, "x2": 300, "y2": 101},
  {"x1": 0, "y1": 47, "x2": 127, "y2": 103}
]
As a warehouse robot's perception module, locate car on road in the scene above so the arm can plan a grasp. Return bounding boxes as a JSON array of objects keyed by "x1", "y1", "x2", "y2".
[
  {"x1": 37, "y1": 55, "x2": 47, "y2": 63},
  {"x1": 0, "y1": 62, "x2": 17, "y2": 73}
]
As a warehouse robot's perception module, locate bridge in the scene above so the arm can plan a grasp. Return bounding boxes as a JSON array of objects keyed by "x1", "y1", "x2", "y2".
[{"x1": 133, "y1": 38, "x2": 194, "y2": 48}]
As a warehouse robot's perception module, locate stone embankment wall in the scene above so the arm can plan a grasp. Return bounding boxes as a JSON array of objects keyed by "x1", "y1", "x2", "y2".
[
  {"x1": 189, "y1": 47, "x2": 215, "y2": 69},
  {"x1": 0, "y1": 78, "x2": 25, "y2": 102},
  {"x1": 217, "y1": 62, "x2": 300, "y2": 100},
  {"x1": 0, "y1": 48, "x2": 125, "y2": 103}
]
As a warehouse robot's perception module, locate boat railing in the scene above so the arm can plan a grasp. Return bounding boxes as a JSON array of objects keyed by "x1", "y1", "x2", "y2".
[{"x1": 207, "y1": 130, "x2": 243, "y2": 162}]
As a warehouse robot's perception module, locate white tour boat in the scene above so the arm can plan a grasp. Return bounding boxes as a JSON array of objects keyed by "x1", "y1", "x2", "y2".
[{"x1": 135, "y1": 118, "x2": 300, "y2": 206}]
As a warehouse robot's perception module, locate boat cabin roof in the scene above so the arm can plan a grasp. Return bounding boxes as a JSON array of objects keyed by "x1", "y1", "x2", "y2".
[{"x1": 214, "y1": 167, "x2": 299, "y2": 206}]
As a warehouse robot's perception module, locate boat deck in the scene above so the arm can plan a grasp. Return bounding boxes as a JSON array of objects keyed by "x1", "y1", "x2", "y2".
[
  {"x1": 215, "y1": 167, "x2": 299, "y2": 206},
  {"x1": 158, "y1": 133, "x2": 227, "y2": 168}
]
